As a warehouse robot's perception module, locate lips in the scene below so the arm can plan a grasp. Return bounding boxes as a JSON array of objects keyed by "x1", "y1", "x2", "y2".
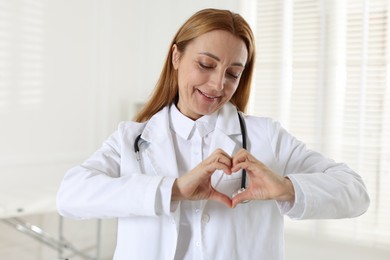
[{"x1": 197, "y1": 89, "x2": 221, "y2": 100}]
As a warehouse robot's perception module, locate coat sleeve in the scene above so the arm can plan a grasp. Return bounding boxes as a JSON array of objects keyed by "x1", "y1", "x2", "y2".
[
  {"x1": 56, "y1": 122, "x2": 176, "y2": 219},
  {"x1": 267, "y1": 120, "x2": 370, "y2": 220}
]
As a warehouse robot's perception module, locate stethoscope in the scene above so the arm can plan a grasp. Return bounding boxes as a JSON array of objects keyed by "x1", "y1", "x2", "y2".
[{"x1": 134, "y1": 109, "x2": 249, "y2": 203}]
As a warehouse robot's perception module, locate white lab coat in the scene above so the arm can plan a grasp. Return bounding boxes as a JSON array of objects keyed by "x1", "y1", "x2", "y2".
[{"x1": 56, "y1": 102, "x2": 369, "y2": 260}]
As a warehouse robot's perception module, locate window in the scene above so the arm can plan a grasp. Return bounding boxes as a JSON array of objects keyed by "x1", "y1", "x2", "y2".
[{"x1": 249, "y1": 0, "x2": 390, "y2": 248}]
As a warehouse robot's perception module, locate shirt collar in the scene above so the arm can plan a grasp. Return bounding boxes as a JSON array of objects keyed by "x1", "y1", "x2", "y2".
[{"x1": 169, "y1": 104, "x2": 218, "y2": 139}]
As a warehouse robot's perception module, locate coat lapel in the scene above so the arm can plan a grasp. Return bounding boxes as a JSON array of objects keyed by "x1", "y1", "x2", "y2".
[
  {"x1": 141, "y1": 107, "x2": 179, "y2": 178},
  {"x1": 209, "y1": 103, "x2": 243, "y2": 190}
]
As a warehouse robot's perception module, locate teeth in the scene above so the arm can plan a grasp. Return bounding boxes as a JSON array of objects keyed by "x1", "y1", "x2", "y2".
[{"x1": 199, "y1": 90, "x2": 218, "y2": 99}]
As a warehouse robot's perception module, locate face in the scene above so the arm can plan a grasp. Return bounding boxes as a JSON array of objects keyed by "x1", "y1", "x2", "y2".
[{"x1": 172, "y1": 30, "x2": 248, "y2": 120}]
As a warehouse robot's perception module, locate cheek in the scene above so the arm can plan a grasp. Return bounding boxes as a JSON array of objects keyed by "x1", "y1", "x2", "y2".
[
  {"x1": 180, "y1": 72, "x2": 209, "y2": 93},
  {"x1": 225, "y1": 84, "x2": 239, "y2": 97},
  {"x1": 190, "y1": 69, "x2": 209, "y2": 85},
  {"x1": 178, "y1": 66, "x2": 203, "y2": 87}
]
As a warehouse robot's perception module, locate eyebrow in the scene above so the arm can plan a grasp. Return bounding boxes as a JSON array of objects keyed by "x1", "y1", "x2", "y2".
[{"x1": 198, "y1": 52, "x2": 245, "y2": 67}]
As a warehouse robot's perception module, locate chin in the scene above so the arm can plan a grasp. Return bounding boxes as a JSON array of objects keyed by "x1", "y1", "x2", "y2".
[{"x1": 198, "y1": 107, "x2": 219, "y2": 116}]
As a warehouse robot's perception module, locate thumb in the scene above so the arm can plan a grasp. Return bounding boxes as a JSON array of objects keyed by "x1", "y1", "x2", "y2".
[
  {"x1": 232, "y1": 189, "x2": 251, "y2": 208},
  {"x1": 210, "y1": 189, "x2": 233, "y2": 208}
]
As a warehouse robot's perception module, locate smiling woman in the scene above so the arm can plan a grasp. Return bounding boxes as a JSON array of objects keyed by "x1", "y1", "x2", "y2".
[
  {"x1": 57, "y1": 8, "x2": 369, "y2": 260},
  {"x1": 134, "y1": 8, "x2": 255, "y2": 123}
]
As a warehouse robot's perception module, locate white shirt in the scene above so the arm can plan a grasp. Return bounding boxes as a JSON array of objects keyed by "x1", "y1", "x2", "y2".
[{"x1": 169, "y1": 104, "x2": 217, "y2": 260}]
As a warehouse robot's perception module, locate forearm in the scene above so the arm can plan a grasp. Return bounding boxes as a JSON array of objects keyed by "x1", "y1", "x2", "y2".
[
  {"x1": 57, "y1": 166, "x2": 170, "y2": 219},
  {"x1": 285, "y1": 167, "x2": 370, "y2": 219}
]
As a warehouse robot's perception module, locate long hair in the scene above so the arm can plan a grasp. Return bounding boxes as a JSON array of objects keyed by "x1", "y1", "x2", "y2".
[{"x1": 134, "y1": 8, "x2": 255, "y2": 122}]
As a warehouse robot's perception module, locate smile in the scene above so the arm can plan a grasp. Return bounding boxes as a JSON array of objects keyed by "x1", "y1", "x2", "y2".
[{"x1": 197, "y1": 89, "x2": 220, "y2": 100}]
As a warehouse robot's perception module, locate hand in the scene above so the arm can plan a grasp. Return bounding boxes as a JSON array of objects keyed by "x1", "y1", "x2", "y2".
[
  {"x1": 172, "y1": 148, "x2": 233, "y2": 208},
  {"x1": 231, "y1": 149, "x2": 295, "y2": 208}
]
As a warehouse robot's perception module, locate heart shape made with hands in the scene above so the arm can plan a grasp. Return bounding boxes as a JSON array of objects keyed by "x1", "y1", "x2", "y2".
[
  {"x1": 176, "y1": 148, "x2": 292, "y2": 208},
  {"x1": 207, "y1": 150, "x2": 254, "y2": 207}
]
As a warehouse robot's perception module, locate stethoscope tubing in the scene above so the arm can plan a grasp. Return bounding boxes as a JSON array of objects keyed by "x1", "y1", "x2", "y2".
[{"x1": 237, "y1": 111, "x2": 247, "y2": 190}]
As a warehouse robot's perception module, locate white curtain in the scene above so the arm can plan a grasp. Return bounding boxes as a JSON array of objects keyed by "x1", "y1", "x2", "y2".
[{"x1": 249, "y1": 0, "x2": 390, "y2": 248}]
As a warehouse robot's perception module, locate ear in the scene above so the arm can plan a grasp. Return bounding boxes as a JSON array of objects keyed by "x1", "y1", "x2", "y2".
[{"x1": 172, "y1": 44, "x2": 181, "y2": 70}]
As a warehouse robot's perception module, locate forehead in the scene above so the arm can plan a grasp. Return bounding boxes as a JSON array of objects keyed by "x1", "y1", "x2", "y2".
[{"x1": 185, "y1": 30, "x2": 248, "y2": 65}]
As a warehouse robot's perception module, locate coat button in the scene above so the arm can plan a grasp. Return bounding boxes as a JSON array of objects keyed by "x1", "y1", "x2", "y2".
[{"x1": 202, "y1": 214, "x2": 210, "y2": 223}]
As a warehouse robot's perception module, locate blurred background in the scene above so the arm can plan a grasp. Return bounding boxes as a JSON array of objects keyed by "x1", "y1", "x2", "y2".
[{"x1": 0, "y1": 0, "x2": 389, "y2": 259}]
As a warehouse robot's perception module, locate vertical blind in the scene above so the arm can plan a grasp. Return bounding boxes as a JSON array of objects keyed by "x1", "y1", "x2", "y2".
[{"x1": 250, "y1": 0, "x2": 390, "y2": 248}]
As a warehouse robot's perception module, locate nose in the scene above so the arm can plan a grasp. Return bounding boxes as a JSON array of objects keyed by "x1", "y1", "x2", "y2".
[{"x1": 210, "y1": 71, "x2": 225, "y2": 91}]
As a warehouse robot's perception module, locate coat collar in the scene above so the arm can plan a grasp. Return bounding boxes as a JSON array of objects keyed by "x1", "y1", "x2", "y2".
[{"x1": 141, "y1": 102, "x2": 241, "y2": 145}]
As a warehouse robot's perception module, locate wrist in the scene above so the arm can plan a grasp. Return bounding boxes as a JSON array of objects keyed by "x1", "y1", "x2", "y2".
[
  {"x1": 171, "y1": 178, "x2": 183, "y2": 201},
  {"x1": 281, "y1": 177, "x2": 295, "y2": 204}
]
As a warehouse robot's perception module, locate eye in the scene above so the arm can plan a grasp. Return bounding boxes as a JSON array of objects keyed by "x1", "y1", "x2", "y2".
[
  {"x1": 226, "y1": 71, "x2": 240, "y2": 80},
  {"x1": 199, "y1": 62, "x2": 214, "y2": 70}
]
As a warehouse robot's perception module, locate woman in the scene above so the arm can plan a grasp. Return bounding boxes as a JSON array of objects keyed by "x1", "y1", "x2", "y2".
[{"x1": 57, "y1": 8, "x2": 370, "y2": 260}]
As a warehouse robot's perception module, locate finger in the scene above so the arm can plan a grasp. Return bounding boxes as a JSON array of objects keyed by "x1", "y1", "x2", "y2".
[
  {"x1": 214, "y1": 161, "x2": 233, "y2": 175},
  {"x1": 234, "y1": 148, "x2": 247, "y2": 155},
  {"x1": 232, "y1": 148, "x2": 246, "y2": 160},
  {"x1": 232, "y1": 190, "x2": 252, "y2": 208},
  {"x1": 218, "y1": 155, "x2": 233, "y2": 174},
  {"x1": 206, "y1": 152, "x2": 233, "y2": 174},
  {"x1": 200, "y1": 161, "x2": 231, "y2": 177},
  {"x1": 232, "y1": 150, "x2": 250, "y2": 168},
  {"x1": 231, "y1": 160, "x2": 250, "y2": 173},
  {"x1": 232, "y1": 157, "x2": 266, "y2": 173},
  {"x1": 210, "y1": 190, "x2": 233, "y2": 208},
  {"x1": 216, "y1": 154, "x2": 232, "y2": 168},
  {"x1": 211, "y1": 148, "x2": 231, "y2": 159},
  {"x1": 231, "y1": 164, "x2": 242, "y2": 173}
]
